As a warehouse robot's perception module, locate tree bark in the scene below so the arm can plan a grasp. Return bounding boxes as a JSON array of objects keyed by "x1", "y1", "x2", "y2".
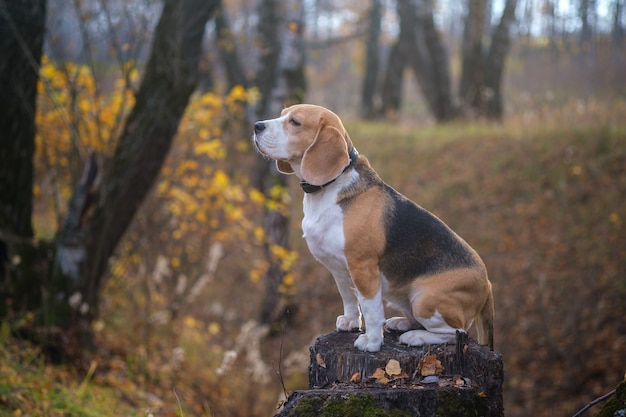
[
  {"x1": 415, "y1": 0, "x2": 456, "y2": 121},
  {"x1": 382, "y1": 0, "x2": 457, "y2": 122},
  {"x1": 579, "y1": 0, "x2": 594, "y2": 44},
  {"x1": 380, "y1": 42, "x2": 406, "y2": 120},
  {"x1": 360, "y1": 0, "x2": 381, "y2": 119},
  {"x1": 276, "y1": 331, "x2": 504, "y2": 417},
  {"x1": 612, "y1": 0, "x2": 624, "y2": 46},
  {"x1": 484, "y1": 0, "x2": 518, "y2": 119},
  {"x1": 459, "y1": 0, "x2": 517, "y2": 120},
  {"x1": 254, "y1": 0, "x2": 281, "y2": 119},
  {"x1": 0, "y1": 0, "x2": 47, "y2": 315},
  {"x1": 381, "y1": 0, "x2": 413, "y2": 119},
  {"x1": 214, "y1": 0, "x2": 248, "y2": 90},
  {"x1": 0, "y1": 0, "x2": 46, "y2": 239},
  {"x1": 459, "y1": 0, "x2": 488, "y2": 112},
  {"x1": 253, "y1": 0, "x2": 306, "y2": 330}
]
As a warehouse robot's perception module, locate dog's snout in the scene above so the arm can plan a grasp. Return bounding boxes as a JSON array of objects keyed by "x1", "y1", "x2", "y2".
[{"x1": 254, "y1": 122, "x2": 266, "y2": 134}]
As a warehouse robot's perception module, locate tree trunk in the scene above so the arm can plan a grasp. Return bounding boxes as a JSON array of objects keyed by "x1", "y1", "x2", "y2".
[
  {"x1": 253, "y1": 0, "x2": 306, "y2": 330},
  {"x1": 382, "y1": 0, "x2": 457, "y2": 122},
  {"x1": 56, "y1": 0, "x2": 219, "y2": 338},
  {"x1": 214, "y1": 0, "x2": 248, "y2": 90},
  {"x1": 381, "y1": 0, "x2": 413, "y2": 119},
  {"x1": 254, "y1": 0, "x2": 281, "y2": 119},
  {"x1": 484, "y1": 0, "x2": 518, "y2": 120},
  {"x1": 415, "y1": 0, "x2": 456, "y2": 121},
  {"x1": 360, "y1": 0, "x2": 381, "y2": 119},
  {"x1": 459, "y1": 0, "x2": 488, "y2": 113},
  {"x1": 276, "y1": 331, "x2": 504, "y2": 417},
  {"x1": 0, "y1": 0, "x2": 47, "y2": 315},
  {"x1": 459, "y1": 0, "x2": 517, "y2": 120},
  {"x1": 612, "y1": 0, "x2": 624, "y2": 46},
  {"x1": 0, "y1": 0, "x2": 46, "y2": 239},
  {"x1": 579, "y1": 0, "x2": 593, "y2": 44},
  {"x1": 380, "y1": 42, "x2": 406, "y2": 120}
]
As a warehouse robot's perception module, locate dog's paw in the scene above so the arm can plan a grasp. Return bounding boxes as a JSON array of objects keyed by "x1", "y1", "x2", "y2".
[
  {"x1": 336, "y1": 315, "x2": 360, "y2": 331},
  {"x1": 354, "y1": 333, "x2": 383, "y2": 352},
  {"x1": 385, "y1": 317, "x2": 412, "y2": 332},
  {"x1": 399, "y1": 330, "x2": 456, "y2": 346}
]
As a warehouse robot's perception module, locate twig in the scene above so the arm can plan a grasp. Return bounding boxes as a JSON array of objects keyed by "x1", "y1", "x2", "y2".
[
  {"x1": 77, "y1": 360, "x2": 98, "y2": 395},
  {"x1": 173, "y1": 387, "x2": 184, "y2": 417},
  {"x1": 271, "y1": 316, "x2": 290, "y2": 400},
  {"x1": 571, "y1": 388, "x2": 616, "y2": 417}
]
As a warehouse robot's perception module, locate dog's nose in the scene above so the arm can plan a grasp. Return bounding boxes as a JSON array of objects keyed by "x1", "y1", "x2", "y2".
[{"x1": 254, "y1": 122, "x2": 266, "y2": 134}]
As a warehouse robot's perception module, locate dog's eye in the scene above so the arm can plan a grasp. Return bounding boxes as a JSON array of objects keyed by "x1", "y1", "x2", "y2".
[{"x1": 289, "y1": 118, "x2": 301, "y2": 127}]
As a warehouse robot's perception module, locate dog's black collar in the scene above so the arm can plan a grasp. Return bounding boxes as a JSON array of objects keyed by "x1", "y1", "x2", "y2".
[{"x1": 300, "y1": 147, "x2": 359, "y2": 194}]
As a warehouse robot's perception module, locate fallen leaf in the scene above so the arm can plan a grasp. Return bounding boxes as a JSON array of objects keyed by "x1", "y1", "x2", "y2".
[
  {"x1": 372, "y1": 367, "x2": 389, "y2": 384},
  {"x1": 385, "y1": 359, "x2": 402, "y2": 376},
  {"x1": 315, "y1": 353, "x2": 326, "y2": 368},
  {"x1": 372, "y1": 368, "x2": 386, "y2": 379},
  {"x1": 350, "y1": 372, "x2": 361, "y2": 382},
  {"x1": 419, "y1": 355, "x2": 444, "y2": 376}
]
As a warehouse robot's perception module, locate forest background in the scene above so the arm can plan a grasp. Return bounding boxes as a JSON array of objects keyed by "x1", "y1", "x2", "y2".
[{"x1": 0, "y1": 0, "x2": 625, "y2": 416}]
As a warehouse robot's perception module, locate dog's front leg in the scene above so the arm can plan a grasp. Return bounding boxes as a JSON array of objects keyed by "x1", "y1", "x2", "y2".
[
  {"x1": 331, "y1": 270, "x2": 361, "y2": 331},
  {"x1": 349, "y1": 263, "x2": 385, "y2": 352},
  {"x1": 354, "y1": 287, "x2": 385, "y2": 352}
]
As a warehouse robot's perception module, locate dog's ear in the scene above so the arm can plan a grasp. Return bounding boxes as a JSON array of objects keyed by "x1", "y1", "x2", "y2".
[
  {"x1": 301, "y1": 118, "x2": 349, "y2": 186},
  {"x1": 276, "y1": 160, "x2": 294, "y2": 174}
]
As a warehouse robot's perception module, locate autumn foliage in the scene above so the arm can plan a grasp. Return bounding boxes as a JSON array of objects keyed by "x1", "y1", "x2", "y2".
[{"x1": 2, "y1": 48, "x2": 624, "y2": 417}]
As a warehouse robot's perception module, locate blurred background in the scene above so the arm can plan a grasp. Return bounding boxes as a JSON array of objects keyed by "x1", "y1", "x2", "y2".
[{"x1": 0, "y1": 0, "x2": 624, "y2": 416}]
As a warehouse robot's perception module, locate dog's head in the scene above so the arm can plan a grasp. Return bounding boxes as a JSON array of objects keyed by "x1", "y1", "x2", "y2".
[{"x1": 253, "y1": 104, "x2": 354, "y2": 186}]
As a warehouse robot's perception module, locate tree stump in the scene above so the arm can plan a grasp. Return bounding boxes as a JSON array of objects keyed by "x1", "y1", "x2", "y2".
[{"x1": 275, "y1": 330, "x2": 503, "y2": 417}]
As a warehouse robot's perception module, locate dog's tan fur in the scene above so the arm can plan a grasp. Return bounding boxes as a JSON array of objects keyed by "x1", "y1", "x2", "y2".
[
  {"x1": 343, "y1": 187, "x2": 388, "y2": 299},
  {"x1": 253, "y1": 104, "x2": 494, "y2": 350}
]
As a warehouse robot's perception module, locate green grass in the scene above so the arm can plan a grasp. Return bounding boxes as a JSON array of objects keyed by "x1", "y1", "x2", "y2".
[{"x1": 0, "y1": 322, "x2": 141, "y2": 417}]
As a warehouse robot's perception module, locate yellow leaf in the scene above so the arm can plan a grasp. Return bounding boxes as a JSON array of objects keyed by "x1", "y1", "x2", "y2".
[
  {"x1": 385, "y1": 359, "x2": 402, "y2": 376},
  {"x1": 282, "y1": 273, "x2": 294, "y2": 287},
  {"x1": 169, "y1": 187, "x2": 198, "y2": 212},
  {"x1": 198, "y1": 128, "x2": 210, "y2": 140},
  {"x1": 211, "y1": 169, "x2": 229, "y2": 190},
  {"x1": 253, "y1": 226, "x2": 265, "y2": 241},
  {"x1": 157, "y1": 180, "x2": 169, "y2": 194},
  {"x1": 249, "y1": 188, "x2": 265, "y2": 205},
  {"x1": 249, "y1": 268, "x2": 262, "y2": 284},
  {"x1": 183, "y1": 316, "x2": 197, "y2": 328},
  {"x1": 208, "y1": 322, "x2": 220, "y2": 335},
  {"x1": 195, "y1": 139, "x2": 225, "y2": 159}
]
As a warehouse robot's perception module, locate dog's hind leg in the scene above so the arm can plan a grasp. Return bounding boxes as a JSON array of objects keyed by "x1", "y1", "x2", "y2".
[
  {"x1": 398, "y1": 311, "x2": 460, "y2": 346},
  {"x1": 386, "y1": 316, "x2": 423, "y2": 332}
]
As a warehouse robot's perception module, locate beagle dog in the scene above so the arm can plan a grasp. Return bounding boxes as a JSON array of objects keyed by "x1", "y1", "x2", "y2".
[{"x1": 253, "y1": 104, "x2": 494, "y2": 352}]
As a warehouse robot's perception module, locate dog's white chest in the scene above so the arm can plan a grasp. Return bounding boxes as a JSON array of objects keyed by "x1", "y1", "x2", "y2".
[{"x1": 301, "y1": 189, "x2": 346, "y2": 267}]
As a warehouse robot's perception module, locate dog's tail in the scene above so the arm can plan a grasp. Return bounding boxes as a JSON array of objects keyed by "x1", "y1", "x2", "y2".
[{"x1": 476, "y1": 280, "x2": 494, "y2": 350}]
